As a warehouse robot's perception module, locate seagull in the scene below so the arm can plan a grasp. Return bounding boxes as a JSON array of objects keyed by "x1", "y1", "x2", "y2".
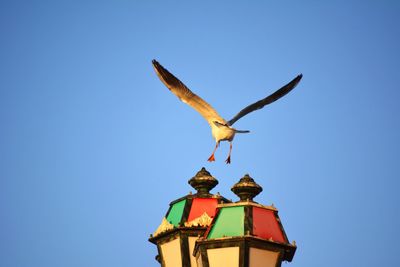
[{"x1": 152, "y1": 59, "x2": 302, "y2": 164}]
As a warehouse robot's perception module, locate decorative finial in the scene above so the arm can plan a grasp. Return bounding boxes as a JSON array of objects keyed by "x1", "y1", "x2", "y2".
[
  {"x1": 188, "y1": 167, "x2": 218, "y2": 197},
  {"x1": 231, "y1": 174, "x2": 263, "y2": 202}
]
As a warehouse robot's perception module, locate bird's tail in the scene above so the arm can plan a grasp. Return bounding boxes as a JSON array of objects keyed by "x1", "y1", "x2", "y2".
[{"x1": 235, "y1": 129, "x2": 250, "y2": 133}]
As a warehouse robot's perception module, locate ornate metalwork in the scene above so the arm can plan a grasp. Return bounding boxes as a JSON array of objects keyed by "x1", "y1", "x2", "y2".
[
  {"x1": 184, "y1": 212, "x2": 213, "y2": 227},
  {"x1": 153, "y1": 217, "x2": 174, "y2": 237}
]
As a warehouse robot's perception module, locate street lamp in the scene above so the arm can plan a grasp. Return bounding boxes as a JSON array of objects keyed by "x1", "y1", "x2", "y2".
[
  {"x1": 194, "y1": 174, "x2": 296, "y2": 267},
  {"x1": 149, "y1": 168, "x2": 230, "y2": 267}
]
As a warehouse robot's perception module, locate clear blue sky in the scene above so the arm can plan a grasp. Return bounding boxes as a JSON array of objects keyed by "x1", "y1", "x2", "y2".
[{"x1": 1, "y1": 1, "x2": 399, "y2": 266}]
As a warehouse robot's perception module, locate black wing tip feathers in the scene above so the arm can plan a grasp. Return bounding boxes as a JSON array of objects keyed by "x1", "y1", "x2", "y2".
[
  {"x1": 290, "y1": 74, "x2": 303, "y2": 88},
  {"x1": 295, "y1": 74, "x2": 303, "y2": 83},
  {"x1": 152, "y1": 59, "x2": 165, "y2": 76},
  {"x1": 152, "y1": 59, "x2": 159, "y2": 66}
]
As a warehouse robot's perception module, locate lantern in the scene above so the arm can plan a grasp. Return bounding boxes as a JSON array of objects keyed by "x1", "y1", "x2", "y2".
[
  {"x1": 194, "y1": 174, "x2": 296, "y2": 267},
  {"x1": 149, "y1": 168, "x2": 230, "y2": 267}
]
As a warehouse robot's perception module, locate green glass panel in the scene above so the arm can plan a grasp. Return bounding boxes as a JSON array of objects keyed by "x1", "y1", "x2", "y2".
[
  {"x1": 166, "y1": 199, "x2": 186, "y2": 226},
  {"x1": 208, "y1": 206, "x2": 244, "y2": 239}
]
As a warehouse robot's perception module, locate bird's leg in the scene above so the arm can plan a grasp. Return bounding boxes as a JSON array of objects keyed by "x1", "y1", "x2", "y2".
[
  {"x1": 225, "y1": 142, "x2": 233, "y2": 164},
  {"x1": 208, "y1": 142, "x2": 219, "y2": 162}
]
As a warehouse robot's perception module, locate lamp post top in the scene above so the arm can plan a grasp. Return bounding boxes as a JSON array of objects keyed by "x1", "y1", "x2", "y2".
[
  {"x1": 196, "y1": 174, "x2": 296, "y2": 263},
  {"x1": 149, "y1": 169, "x2": 297, "y2": 267}
]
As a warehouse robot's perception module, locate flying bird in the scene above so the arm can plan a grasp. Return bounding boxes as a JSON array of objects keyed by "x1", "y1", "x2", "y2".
[{"x1": 152, "y1": 59, "x2": 302, "y2": 164}]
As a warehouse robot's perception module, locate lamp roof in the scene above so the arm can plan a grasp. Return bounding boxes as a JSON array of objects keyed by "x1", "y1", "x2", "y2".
[
  {"x1": 149, "y1": 168, "x2": 230, "y2": 242},
  {"x1": 201, "y1": 174, "x2": 296, "y2": 262}
]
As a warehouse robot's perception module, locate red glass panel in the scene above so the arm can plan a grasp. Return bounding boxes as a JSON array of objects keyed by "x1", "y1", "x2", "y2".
[
  {"x1": 187, "y1": 198, "x2": 218, "y2": 222},
  {"x1": 252, "y1": 207, "x2": 285, "y2": 243}
]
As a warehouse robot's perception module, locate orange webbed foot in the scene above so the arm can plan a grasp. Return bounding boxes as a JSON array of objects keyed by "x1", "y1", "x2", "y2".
[{"x1": 208, "y1": 154, "x2": 216, "y2": 162}]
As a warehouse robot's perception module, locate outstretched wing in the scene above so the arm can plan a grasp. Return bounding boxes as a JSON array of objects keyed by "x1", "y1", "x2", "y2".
[
  {"x1": 152, "y1": 60, "x2": 226, "y2": 125},
  {"x1": 227, "y1": 74, "x2": 303, "y2": 126}
]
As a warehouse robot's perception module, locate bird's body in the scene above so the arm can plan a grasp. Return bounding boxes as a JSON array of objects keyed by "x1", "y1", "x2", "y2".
[
  {"x1": 152, "y1": 59, "x2": 302, "y2": 164},
  {"x1": 211, "y1": 123, "x2": 235, "y2": 143}
]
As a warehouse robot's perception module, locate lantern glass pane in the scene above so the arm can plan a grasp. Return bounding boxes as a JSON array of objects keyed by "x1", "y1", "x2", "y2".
[
  {"x1": 249, "y1": 247, "x2": 279, "y2": 267},
  {"x1": 188, "y1": 237, "x2": 198, "y2": 267},
  {"x1": 166, "y1": 199, "x2": 186, "y2": 226},
  {"x1": 160, "y1": 238, "x2": 182, "y2": 267},
  {"x1": 208, "y1": 206, "x2": 244, "y2": 239},
  {"x1": 207, "y1": 247, "x2": 239, "y2": 267},
  {"x1": 253, "y1": 207, "x2": 285, "y2": 243},
  {"x1": 187, "y1": 198, "x2": 218, "y2": 222},
  {"x1": 196, "y1": 254, "x2": 203, "y2": 267}
]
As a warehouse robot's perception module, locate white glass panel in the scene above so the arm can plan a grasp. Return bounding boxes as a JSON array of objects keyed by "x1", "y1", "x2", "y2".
[
  {"x1": 160, "y1": 238, "x2": 182, "y2": 267},
  {"x1": 188, "y1": 237, "x2": 198, "y2": 267},
  {"x1": 207, "y1": 247, "x2": 239, "y2": 267},
  {"x1": 196, "y1": 254, "x2": 203, "y2": 267},
  {"x1": 249, "y1": 247, "x2": 279, "y2": 267}
]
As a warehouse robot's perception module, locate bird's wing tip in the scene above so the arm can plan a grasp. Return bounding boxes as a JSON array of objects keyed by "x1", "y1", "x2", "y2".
[{"x1": 294, "y1": 73, "x2": 303, "y2": 84}]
